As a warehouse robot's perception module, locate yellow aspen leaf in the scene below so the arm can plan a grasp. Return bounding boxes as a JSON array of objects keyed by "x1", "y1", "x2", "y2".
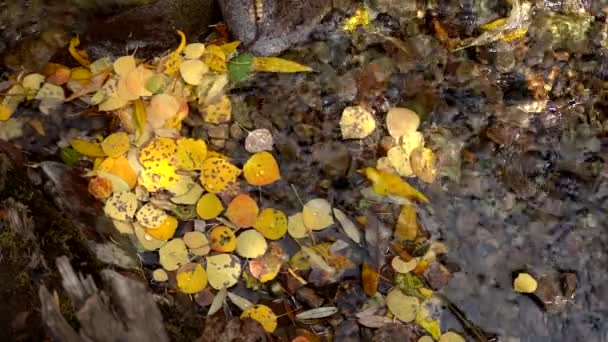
[
  {"x1": 219, "y1": 41, "x2": 240, "y2": 56},
  {"x1": 243, "y1": 151, "x2": 280, "y2": 186},
  {"x1": 180, "y1": 59, "x2": 208, "y2": 85},
  {"x1": 340, "y1": 105, "x2": 376, "y2": 139},
  {"x1": 415, "y1": 307, "x2": 441, "y2": 340},
  {"x1": 391, "y1": 256, "x2": 417, "y2": 274},
  {"x1": 439, "y1": 332, "x2": 466, "y2": 342},
  {"x1": 410, "y1": 147, "x2": 437, "y2": 184},
  {"x1": 386, "y1": 107, "x2": 420, "y2": 139},
  {"x1": 209, "y1": 225, "x2": 237, "y2": 252},
  {"x1": 112, "y1": 219, "x2": 134, "y2": 234},
  {"x1": 104, "y1": 191, "x2": 137, "y2": 221},
  {"x1": 28, "y1": 119, "x2": 45, "y2": 136},
  {"x1": 68, "y1": 36, "x2": 91, "y2": 67},
  {"x1": 480, "y1": 17, "x2": 507, "y2": 30},
  {"x1": 362, "y1": 262, "x2": 379, "y2": 296},
  {"x1": 136, "y1": 203, "x2": 167, "y2": 228},
  {"x1": 152, "y1": 268, "x2": 168, "y2": 282},
  {"x1": 124, "y1": 65, "x2": 153, "y2": 98},
  {"x1": 88, "y1": 176, "x2": 113, "y2": 199},
  {"x1": 236, "y1": 229, "x2": 268, "y2": 258},
  {"x1": 202, "y1": 45, "x2": 227, "y2": 72},
  {"x1": 137, "y1": 160, "x2": 178, "y2": 192},
  {"x1": 147, "y1": 93, "x2": 180, "y2": 129},
  {"x1": 183, "y1": 43, "x2": 206, "y2": 59},
  {"x1": 196, "y1": 193, "x2": 224, "y2": 220},
  {"x1": 134, "y1": 222, "x2": 166, "y2": 251},
  {"x1": 146, "y1": 215, "x2": 178, "y2": 240},
  {"x1": 302, "y1": 198, "x2": 334, "y2": 231},
  {"x1": 513, "y1": 273, "x2": 537, "y2": 293},
  {"x1": 386, "y1": 288, "x2": 420, "y2": 322},
  {"x1": 176, "y1": 137, "x2": 208, "y2": 171},
  {"x1": 133, "y1": 99, "x2": 148, "y2": 138},
  {"x1": 502, "y1": 26, "x2": 528, "y2": 42},
  {"x1": 70, "y1": 67, "x2": 92, "y2": 85},
  {"x1": 395, "y1": 204, "x2": 418, "y2": 241},
  {"x1": 101, "y1": 132, "x2": 130, "y2": 157},
  {"x1": 177, "y1": 263, "x2": 208, "y2": 294},
  {"x1": 200, "y1": 157, "x2": 241, "y2": 193},
  {"x1": 138, "y1": 137, "x2": 176, "y2": 167},
  {"x1": 287, "y1": 212, "x2": 308, "y2": 239},
  {"x1": 113, "y1": 55, "x2": 136, "y2": 76},
  {"x1": 98, "y1": 96, "x2": 128, "y2": 111},
  {"x1": 202, "y1": 95, "x2": 232, "y2": 124},
  {"x1": 184, "y1": 231, "x2": 210, "y2": 256},
  {"x1": 241, "y1": 305, "x2": 278, "y2": 333},
  {"x1": 164, "y1": 30, "x2": 187, "y2": 76},
  {"x1": 361, "y1": 167, "x2": 429, "y2": 203},
  {"x1": 171, "y1": 183, "x2": 204, "y2": 205},
  {"x1": 387, "y1": 146, "x2": 413, "y2": 177},
  {"x1": 98, "y1": 156, "x2": 137, "y2": 189},
  {"x1": 225, "y1": 194, "x2": 259, "y2": 228},
  {"x1": 159, "y1": 238, "x2": 189, "y2": 271},
  {"x1": 163, "y1": 100, "x2": 189, "y2": 130},
  {"x1": 70, "y1": 139, "x2": 106, "y2": 158},
  {"x1": 206, "y1": 253, "x2": 241, "y2": 289},
  {"x1": 0, "y1": 104, "x2": 12, "y2": 121},
  {"x1": 254, "y1": 208, "x2": 288, "y2": 240},
  {"x1": 252, "y1": 57, "x2": 313, "y2": 73},
  {"x1": 342, "y1": 7, "x2": 370, "y2": 31},
  {"x1": 22, "y1": 73, "x2": 45, "y2": 95}
]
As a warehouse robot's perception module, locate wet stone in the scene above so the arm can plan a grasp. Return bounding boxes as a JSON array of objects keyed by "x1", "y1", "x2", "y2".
[
  {"x1": 532, "y1": 272, "x2": 577, "y2": 313},
  {"x1": 372, "y1": 323, "x2": 415, "y2": 342},
  {"x1": 334, "y1": 319, "x2": 360, "y2": 342},
  {"x1": 423, "y1": 262, "x2": 452, "y2": 291},
  {"x1": 207, "y1": 124, "x2": 229, "y2": 139}
]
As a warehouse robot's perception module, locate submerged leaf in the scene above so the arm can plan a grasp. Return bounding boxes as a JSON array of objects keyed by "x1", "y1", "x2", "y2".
[
  {"x1": 361, "y1": 167, "x2": 429, "y2": 203},
  {"x1": 241, "y1": 305, "x2": 277, "y2": 333},
  {"x1": 386, "y1": 288, "x2": 420, "y2": 322},
  {"x1": 340, "y1": 105, "x2": 376, "y2": 139}
]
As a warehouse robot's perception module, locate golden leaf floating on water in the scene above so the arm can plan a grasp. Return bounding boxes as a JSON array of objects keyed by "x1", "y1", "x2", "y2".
[{"x1": 340, "y1": 105, "x2": 376, "y2": 139}]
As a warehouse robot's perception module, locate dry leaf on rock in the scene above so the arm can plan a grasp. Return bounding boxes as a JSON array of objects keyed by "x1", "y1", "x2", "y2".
[
  {"x1": 386, "y1": 288, "x2": 420, "y2": 322},
  {"x1": 245, "y1": 129, "x2": 273, "y2": 153}
]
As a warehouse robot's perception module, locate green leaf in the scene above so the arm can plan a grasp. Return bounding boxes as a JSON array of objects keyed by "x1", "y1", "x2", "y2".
[
  {"x1": 395, "y1": 273, "x2": 425, "y2": 299},
  {"x1": 228, "y1": 53, "x2": 253, "y2": 83},
  {"x1": 60, "y1": 147, "x2": 80, "y2": 166}
]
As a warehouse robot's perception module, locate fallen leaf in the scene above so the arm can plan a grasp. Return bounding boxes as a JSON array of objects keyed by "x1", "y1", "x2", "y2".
[
  {"x1": 302, "y1": 198, "x2": 334, "y2": 231},
  {"x1": 112, "y1": 219, "x2": 134, "y2": 234},
  {"x1": 134, "y1": 222, "x2": 166, "y2": 251},
  {"x1": 136, "y1": 203, "x2": 167, "y2": 228},
  {"x1": 89, "y1": 57, "x2": 113, "y2": 75},
  {"x1": 296, "y1": 307, "x2": 338, "y2": 321},
  {"x1": 180, "y1": 59, "x2": 209, "y2": 85},
  {"x1": 202, "y1": 95, "x2": 232, "y2": 124},
  {"x1": 236, "y1": 229, "x2": 268, "y2": 258},
  {"x1": 177, "y1": 263, "x2": 208, "y2": 294},
  {"x1": 152, "y1": 268, "x2": 169, "y2": 282},
  {"x1": 206, "y1": 253, "x2": 241, "y2": 289},
  {"x1": 357, "y1": 315, "x2": 393, "y2": 328},
  {"x1": 159, "y1": 238, "x2": 189, "y2": 271},
  {"x1": 245, "y1": 128, "x2": 273, "y2": 153},
  {"x1": 386, "y1": 288, "x2": 420, "y2": 322},
  {"x1": 104, "y1": 191, "x2": 137, "y2": 221},
  {"x1": 101, "y1": 132, "x2": 130, "y2": 157},
  {"x1": 184, "y1": 231, "x2": 210, "y2": 256},
  {"x1": 208, "y1": 287, "x2": 227, "y2": 316},
  {"x1": 147, "y1": 94, "x2": 180, "y2": 129},
  {"x1": 415, "y1": 306, "x2": 441, "y2": 340},
  {"x1": 88, "y1": 176, "x2": 113, "y2": 199},
  {"x1": 171, "y1": 183, "x2": 204, "y2": 205},
  {"x1": 196, "y1": 193, "x2": 224, "y2": 220},
  {"x1": 287, "y1": 212, "x2": 308, "y2": 239},
  {"x1": 241, "y1": 305, "x2": 278, "y2": 333},
  {"x1": 340, "y1": 105, "x2": 376, "y2": 139},
  {"x1": 333, "y1": 208, "x2": 361, "y2": 243},
  {"x1": 513, "y1": 273, "x2": 537, "y2": 293},
  {"x1": 209, "y1": 225, "x2": 237, "y2": 252},
  {"x1": 183, "y1": 43, "x2": 206, "y2": 59},
  {"x1": 200, "y1": 157, "x2": 241, "y2": 193},
  {"x1": 362, "y1": 262, "x2": 379, "y2": 296},
  {"x1": 252, "y1": 57, "x2": 312, "y2": 73},
  {"x1": 243, "y1": 151, "x2": 281, "y2": 186},
  {"x1": 228, "y1": 53, "x2": 253, "y2": 82},
  {"x1": 439, "y1": 332, "x2": 466, "y2": 342},
  {"x1": 395, "y1": 204, "x2": 418, "y2": 241},
  {"x1": 361, "y1": 167, "x2": 429, "y2": 203},
  {"x1": 391, "y1": 256, "x2": 417, "y2": 274},
  {"x1": 68, "y1": 36, "x2": 91, "y2": 67},
  {"x1": 176, "y1": 138, "x2": 208, "y2": 171},
  {"x1": 254, "y1": 208, "x2": 288, "y2": 240},
  {"x1": 226, "y1": 194, "x2": 259, "y2": 228},
  {"x1": 113, "y1": 55, "x2": 136, "y2": 76},
  {"x1": 386, "y1": 107, "x2": 420, "y2": 138},
  {"x1": 146, "y1": 215, "x2": 178, "y2": 240},
  {"x1": 202, "y1": 45, "x2": 228, "y2": 73},
  {"x1": 227, "y1": 291, "x2": 254, "y2": 311},
  {"x1": 410, "y1": 147, "x2": 437, "y2": 184},
  {"x1": 163, "y1": 30, "x2": 187, "y2": 76}
]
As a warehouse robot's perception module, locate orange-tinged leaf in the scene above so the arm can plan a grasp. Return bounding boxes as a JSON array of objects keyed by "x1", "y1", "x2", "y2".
[
  {"x1": 241, "y1": 305, "x2": 278, "y2": 333},
  {"x1": 88, "y1": 176, "x2": 113, "y2": 199},
  {"x1": 252, "y1": 57, "x2": 313, "y2": 73},
  {"x1": 361, "y1": 167, "x2": 429, "y2": 203},
  {"x1": 147, "y1": 93, "x2": 180, "y2": 129},
  {"x1": 362, "y1": 262, "x2": 379, "y2": 296},
  {"x1": 225, "y1": 194, "x2": 259, "y2": 228},
  {"x1": 395, "y1": 204, "x2": 418, "y2": 241},
  {"x1": 70, "y1": 139, "x2": 106, "y2": 157},
  {"x1": 47, "y1": 66, "x2": 71, "y2": 86},
  {"x1": 243, "y1": 151, "x2": 280, "y2": 186},
  {"x1": 101, "y1": 132, "x2": 130, "y2": 157},
  {"x1": 196, "y1": 193, "x2": 224, "y2": 220},
  {"x1": 254, "y1": 208, "x2": 287, "y2": 240},
  {"x1": 146, "y1": 215, "x2": 178, "y2": 240},
  {"x1": 210, "y1": 225, "x2": 237, "y2": 252},
  {"x1": 200, "y1": 157, "x2": 241, "y2": 193},
  {"x1": 98, "y1": 155, "x2": 137, "y2": 189},
  {"x1": 176, "y1": 137, "x2": 207, "y2": 171}
]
